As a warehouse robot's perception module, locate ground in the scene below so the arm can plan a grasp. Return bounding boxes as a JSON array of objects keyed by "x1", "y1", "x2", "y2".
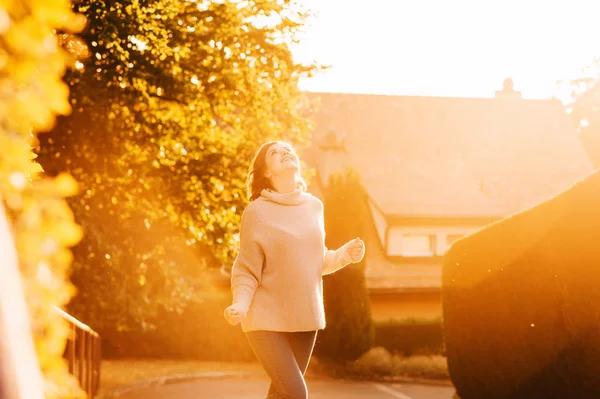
[
  {"x1": 99, "y1": 359, "x2": 455, "y2": 399},
  {"x1": 115, "y1": 375, "x2": 455, "y2": 399},
  {"x1": 99, "y1": 359, "x2": 263, "y2": 395}
]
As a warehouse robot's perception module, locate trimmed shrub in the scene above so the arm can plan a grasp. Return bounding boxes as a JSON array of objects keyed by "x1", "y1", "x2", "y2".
[
  {"x1": 443, "y1": 170, "x2": 600, "y2": 399},
  {"x1": 374, "y1": 318, "x2": 445, "y2": 356},
  {"x1": 317, "y1": 263, "x2": 374, "y2": 361},
  {"x1": 314, "y1": 169, "x2": 374, "y2": 362}
]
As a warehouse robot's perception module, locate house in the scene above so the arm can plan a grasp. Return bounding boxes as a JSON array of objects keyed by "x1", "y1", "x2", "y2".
[{"x1": 304, "y1": 80, "x2": 594, "y2": 323}]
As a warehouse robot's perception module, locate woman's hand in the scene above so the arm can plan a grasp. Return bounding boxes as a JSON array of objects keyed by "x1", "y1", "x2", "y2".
[
  {"x1": 224, "y1": 302, "x2": 248, "y2": 326},
  {"x1": 344, "y1": 237, "x2": 365, "y2": 264}
]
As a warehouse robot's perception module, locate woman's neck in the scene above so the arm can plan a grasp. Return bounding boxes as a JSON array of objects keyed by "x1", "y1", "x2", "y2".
[{"x1": 270, "y1": 174, "x2": 298, "y2": 194}]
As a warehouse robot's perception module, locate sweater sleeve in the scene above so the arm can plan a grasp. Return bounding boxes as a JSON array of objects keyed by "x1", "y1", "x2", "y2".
[
  {"x1": 230, "y1": 205, "x2": 264, "y2": 308},
  {"x1": 322, "y1": 245, "x2": 352, "y2": 275}
]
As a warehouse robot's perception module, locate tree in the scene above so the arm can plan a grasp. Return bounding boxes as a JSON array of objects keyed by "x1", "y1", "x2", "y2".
[
  {"x1": 0, "y1": 0, "x2": 86, "y2": 397},
  {"x1": 566, "y1": 61, "x2": 600, "y2": 168},
  {"x1": 37, "y1": 0, "x2": 320, "y2": 331},
  {"x1": 314, "y1": 168, "x2": 374, "y2": 362}
]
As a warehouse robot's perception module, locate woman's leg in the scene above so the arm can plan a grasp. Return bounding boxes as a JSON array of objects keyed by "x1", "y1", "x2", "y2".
[
  {"x1": 245, "y1": 330, "x2": 316, "y2": 399},
  {"x1": 265, "y1": 331, "x2": 318, "y2": 398}
]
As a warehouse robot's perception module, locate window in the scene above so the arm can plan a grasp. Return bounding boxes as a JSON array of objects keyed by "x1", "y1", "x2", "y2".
[
  {"x1": 386, "y1": 228, "x2": 436, "y2": 257},
  {"x1": 386, "y1": 227, "x2": 476, "y2": 257},
  {"x1": 401, "y1": 234, "x2": 436, "y2": 257}
]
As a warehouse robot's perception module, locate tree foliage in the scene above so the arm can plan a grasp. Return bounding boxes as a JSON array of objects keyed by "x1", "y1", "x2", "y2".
[
  {"x1": 0, "y1": 0, "x2": 86, "y2": 397},
  {"x1": 314, "y1": 168, "x2": 374, "y2": 362},
  {"x1": 37, "y1": 0, "x2": 319, "y2": 331},
  {"x1": 567, "y1": 61, "x2": 600, "y2": 168}
]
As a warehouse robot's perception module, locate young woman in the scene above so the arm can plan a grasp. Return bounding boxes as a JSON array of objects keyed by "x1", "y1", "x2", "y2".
[{"x1": 224, "y1": 141, "x2": 365, "y2": 399}]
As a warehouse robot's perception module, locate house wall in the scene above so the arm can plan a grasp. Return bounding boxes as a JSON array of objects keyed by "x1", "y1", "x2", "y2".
[
  {"x1": 369, "y1": 291, "x2": 442, "y2": 322},
  {"x1": 366, "y1": 218, "x2": 495, "y2": 324}
]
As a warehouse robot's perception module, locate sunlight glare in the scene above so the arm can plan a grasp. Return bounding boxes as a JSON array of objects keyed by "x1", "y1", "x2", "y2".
[{"x1": 294, "y1": 0, "x2": 600, "y2": 102}]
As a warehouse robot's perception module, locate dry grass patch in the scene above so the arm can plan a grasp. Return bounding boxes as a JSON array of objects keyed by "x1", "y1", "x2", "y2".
[{"x1": 312, "y1": 347, "x2": 449, "y2": 381}]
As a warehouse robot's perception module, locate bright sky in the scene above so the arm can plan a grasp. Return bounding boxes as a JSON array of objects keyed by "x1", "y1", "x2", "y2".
[{"x1": 292, "y1": 0, "x2": 600, "y2": 102}]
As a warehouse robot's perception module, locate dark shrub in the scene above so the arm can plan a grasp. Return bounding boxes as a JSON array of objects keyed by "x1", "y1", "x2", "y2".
[
  {"x1": 314, "y1": 169, "x2": 374, "y2": 362},
  {"x1": 443, "y1": 170, "x2": 600, "y2": 399}
]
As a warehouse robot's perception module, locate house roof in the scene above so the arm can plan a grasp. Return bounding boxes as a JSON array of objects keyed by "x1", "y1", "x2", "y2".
[{"x1": 306, "y1": 91, "x2": 594, "y2": 218}]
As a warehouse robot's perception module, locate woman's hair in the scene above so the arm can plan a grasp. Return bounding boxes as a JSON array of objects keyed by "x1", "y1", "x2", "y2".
[{"x1": 246, "y1": 141, "x2": 306, "y2": 201}]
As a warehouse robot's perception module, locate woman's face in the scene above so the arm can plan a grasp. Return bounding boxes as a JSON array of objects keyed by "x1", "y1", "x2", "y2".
[{"x1": 264, "y1": 142, "x2": 299, "y2": 179}]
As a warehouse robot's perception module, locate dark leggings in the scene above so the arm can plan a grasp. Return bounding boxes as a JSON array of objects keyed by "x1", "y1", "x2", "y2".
[{"x1": 245, "y1": 330, "x2": 318, "y2": 399}]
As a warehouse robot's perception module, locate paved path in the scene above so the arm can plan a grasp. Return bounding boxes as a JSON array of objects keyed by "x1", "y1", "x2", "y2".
[{"x1": 118, "y1": 376, "x2": 455, "y2": 399}]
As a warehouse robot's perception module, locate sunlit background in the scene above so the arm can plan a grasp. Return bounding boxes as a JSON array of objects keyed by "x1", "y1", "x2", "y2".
[
  {"x1": 5, "y1": 0, "x2": 600, "y2": 397},
  {"x1": 293, "y1": 0, "x2": 600, "y2": 102}
]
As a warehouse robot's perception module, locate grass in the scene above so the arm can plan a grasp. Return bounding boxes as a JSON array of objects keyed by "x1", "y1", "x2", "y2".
[{"x1": 99, "y1": 359, "x2": 263, "y2": 397}]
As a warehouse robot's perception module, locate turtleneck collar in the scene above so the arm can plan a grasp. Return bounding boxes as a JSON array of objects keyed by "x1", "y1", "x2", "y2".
[{"x1": 260, "y1": 186, "x2": 307, "y2": 205}]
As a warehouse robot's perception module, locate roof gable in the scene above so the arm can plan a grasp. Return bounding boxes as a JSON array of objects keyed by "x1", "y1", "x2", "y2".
[{"x1": 307, "y1": 92, "x2": 593, "y2": 218}]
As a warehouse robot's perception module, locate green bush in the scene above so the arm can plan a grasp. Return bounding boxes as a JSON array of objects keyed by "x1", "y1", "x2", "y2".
[
  {"x1": 374, "y1": 318, "x2": 445, "y2": 356},
  {"x1": 443, "y1": 170, "x2": 600, "y2": 399},
  {"x1": 314, "y1": 169, "x2": 374, "y2": 362}
]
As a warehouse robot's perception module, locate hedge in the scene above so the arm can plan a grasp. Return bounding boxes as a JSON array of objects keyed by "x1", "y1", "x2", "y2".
[
  {"x1": 100, "y1": 295, "x2": 446, "y2": 362},
  {"x1": 374, "y1": 318, "x2": 445, "y2": 356},
  {"x1": 99, "y1": 292, "x2": 255, "y2": 362},
  {"x1": 443, "y1": 170, "x2": 600, "y2": 399}
]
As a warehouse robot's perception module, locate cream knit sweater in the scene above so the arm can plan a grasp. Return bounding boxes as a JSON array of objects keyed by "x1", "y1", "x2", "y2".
[{"x1": 230, "y1": 187, "x2": 359, "y2": 332}]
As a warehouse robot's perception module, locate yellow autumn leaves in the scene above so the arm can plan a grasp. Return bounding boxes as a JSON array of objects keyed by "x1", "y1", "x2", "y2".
[
  {"x1": 0, "y1": 0, "x2": 86, "y2": 398},
  {"x1": 0, "y1": 0, "x2": 84, "y2": 132}
]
